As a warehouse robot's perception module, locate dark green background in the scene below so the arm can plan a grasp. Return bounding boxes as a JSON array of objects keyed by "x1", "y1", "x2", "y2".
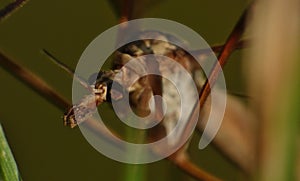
[{"x1": 0, "y1": 0, "x2": 248, "y2": 180}]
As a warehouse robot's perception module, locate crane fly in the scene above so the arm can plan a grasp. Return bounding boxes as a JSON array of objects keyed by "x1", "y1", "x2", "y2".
[
  {"x1": 62, "y1": 30, "x2": 207, "y2": 145},
  {"x1": 0, "y1": 0, "x2": 253, "y2": 180}
]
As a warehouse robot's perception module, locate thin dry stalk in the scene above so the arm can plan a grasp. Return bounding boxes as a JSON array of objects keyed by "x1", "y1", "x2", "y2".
[
  {"x1": 192, "y1": 3, "x2": 255, "y2": 174},
  {"x1": 0, "y1": 51, "x2": 69, "y2": 110},
  {"x1": 0, "y1": 0, "x2": 29, "y2": 22}
]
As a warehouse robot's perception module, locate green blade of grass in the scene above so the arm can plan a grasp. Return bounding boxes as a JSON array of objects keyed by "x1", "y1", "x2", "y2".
[{"x1": 0, "y1": 124, "x2": 21, "y2": 181}]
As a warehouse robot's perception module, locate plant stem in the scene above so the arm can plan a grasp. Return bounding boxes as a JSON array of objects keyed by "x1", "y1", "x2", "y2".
[{"x1": 124, "y1": 125, "x2": 147, "y2": 181}]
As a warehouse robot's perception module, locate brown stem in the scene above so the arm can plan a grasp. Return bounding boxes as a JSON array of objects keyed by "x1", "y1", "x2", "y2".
[
  {"x1": 211, "y1": 39, "x2": 247, "y2": 53},
  {"x1": 0, "y1": 51, "x2": 69, "y2": 110},
  {"x1": 199, "y1": 5, "x2": 249, "y2": 108},
  {"x1": 120, "y1": 0, "x2": 134, "y2": 23},
  {"x1": 168, "y1": 147, "x2": 222, "y2": 181},
  {"x1": 0, "y1": 0, "x2": 29, "y2": 22},
  {"x1": 188, "y1": 2, "x2": 253, "y2": 174},
  {"x1": 191, "y1": 39, "x2": 248, "y2": 56}
]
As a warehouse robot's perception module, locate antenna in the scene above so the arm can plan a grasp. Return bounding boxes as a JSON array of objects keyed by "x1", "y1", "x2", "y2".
[{"x1": 41, "y1": 49, "x2": 93, "y2": 92}]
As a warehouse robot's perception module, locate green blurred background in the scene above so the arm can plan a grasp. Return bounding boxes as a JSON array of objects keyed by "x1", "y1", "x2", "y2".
[{"x1": 0, "y1": 0, "x2": 248, "y2": 180}]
